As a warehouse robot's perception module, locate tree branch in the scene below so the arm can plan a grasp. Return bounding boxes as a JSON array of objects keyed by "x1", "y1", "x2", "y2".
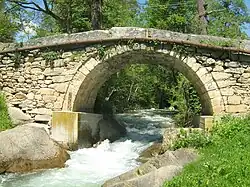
[
  {"x1": 8, "y1": 0, "x2": 65, "y2": 25},
  {"x1": 42, "y1": 0, "x2": 49, "y2": 11}
]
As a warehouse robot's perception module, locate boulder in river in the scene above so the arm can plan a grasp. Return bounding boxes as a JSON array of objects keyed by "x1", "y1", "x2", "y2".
[
  {"x1": 0, "y1": 125, "x2": 70, "y2": 174},
  {"x1": 96, "y1": 117, "x2": 127, "y2": 143},
  {"x1": 102, "y1": 148, "x2": 198, "y2": 187},
  {"x1": 137, "y1": 142, "x2": 162, "y2": 163}
]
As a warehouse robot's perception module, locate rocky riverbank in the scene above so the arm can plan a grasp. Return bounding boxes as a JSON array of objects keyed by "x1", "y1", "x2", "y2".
[{"x1": 102, "y1": 128, "x2": 202, "y2": 187}]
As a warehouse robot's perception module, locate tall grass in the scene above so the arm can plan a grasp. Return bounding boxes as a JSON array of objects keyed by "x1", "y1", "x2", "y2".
[
  {"x1": 0, "y1": 93, "x2": 13, "y2": 131},
  {"x1": 164, "y1": 115, "x2": 250, "y2": 187}
]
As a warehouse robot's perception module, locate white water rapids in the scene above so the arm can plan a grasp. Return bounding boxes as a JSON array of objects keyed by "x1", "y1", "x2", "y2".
[{"x1": 0, "y1": 110, "x2": 174, "y2": 187}]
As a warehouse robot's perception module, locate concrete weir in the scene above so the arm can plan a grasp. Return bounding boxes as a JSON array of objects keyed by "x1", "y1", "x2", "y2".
[{"x1": 51, "y1": 111, "x2": 102, "y2": 150}]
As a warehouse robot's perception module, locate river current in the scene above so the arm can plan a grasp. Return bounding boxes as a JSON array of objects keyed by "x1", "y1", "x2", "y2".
[{"x1": 0, "y1": 109, "x2": 174, "y2": 187}]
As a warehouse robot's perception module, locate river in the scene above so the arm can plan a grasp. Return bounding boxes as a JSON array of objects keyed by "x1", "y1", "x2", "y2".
[{"x1": 0, "y1": 109, "x2": 174, "y2": 187}]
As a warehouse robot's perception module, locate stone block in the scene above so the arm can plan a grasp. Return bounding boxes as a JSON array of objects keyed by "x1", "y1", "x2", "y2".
[
  {"x1": 26, "y1": 92, "x2": 34, "y2": 100},
  {"x1": 15, "y1": 92, "x2": 26, "y2": 100},
  {"x1": 54, "y1": 102, "x2": 63, "y2": 109},
  {"x1": 35, "y1": 114, "x2": 51, "y2": 122},
  {"x1": 226, "y1": 104, "x2": 247, "y2": 113},
  {"x1": 84, "y1": 58, "x2": 97, "y2": 71},
  {"x1": 211, "y1": 72, "x2": 231, "y2": 80},
  {"x1": 43, "y1": 95, "x2": 57, "y2": 103},
  {"x1": 54, "y1": 59, "x2": 64, "y2": 67},
  {"x1": 30, "y1": 108, "x2": 52, "y2": 115},
  {"x1": 52, "y1": 75, "x2": 73, "y2": 83},
  {"x1": 207, "y1": 90, "x2": 221, "y2": 99},
  {"x1": 224, "y1": 61, "x2": 239, "y2": 68},
  {"x1": 216, "y1": 80, "x2": 235, "y2": 88},
  {"x1": 196, "y1": 67, "x2": 208, "y2": 78},
  {"x1": 62, "y1": 52, "x2": 72, "y2": 59},
  {"x1": 227, "y1": 95, "x2": 241, "y2": 105},
  {"x1": 199, "y1": 116, "x2": 214, "y2": 131},
  {"x1": 39, "y1": 88, "x2": 55, "y2": 95},
  {"x1": 213, "y1": 65, "x2": 224, "y2": 72},
  {"x1": 220, "y1": 88, "x2": 234, "y2": 96},
  {"x1": 51, "y1": 111, "x2": 79, "y2": 150}
]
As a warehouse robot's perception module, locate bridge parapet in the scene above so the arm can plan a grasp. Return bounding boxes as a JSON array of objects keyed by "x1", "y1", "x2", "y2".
[{"x1": 1, "y1": 27, "x2": 250, "y2": 55}]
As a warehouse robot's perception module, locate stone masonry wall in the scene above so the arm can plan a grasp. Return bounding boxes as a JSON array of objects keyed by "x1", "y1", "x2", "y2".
[{"x1": 0, "y1": 27, "x2": 250, "y2": 123}]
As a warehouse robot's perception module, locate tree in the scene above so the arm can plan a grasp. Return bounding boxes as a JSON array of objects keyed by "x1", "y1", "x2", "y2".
[
  {"x1": 206, "y1": 0, "x2": 250, "y2": 38},
  {"x1": 91, "y1": 0, "x2": 102, "y2": 29},
  {"x1": 7, "y1": 0, "x2": 139, "y2": 34},
  {"x1": 0, "y1": 0, "x2": 17, "y2": 42},
  {"x1": 143, "y1": 0, "x2": 197, "y2": 33},
  {"x1": 197, "y1": 0, "x2": 208, "y2": 34}
]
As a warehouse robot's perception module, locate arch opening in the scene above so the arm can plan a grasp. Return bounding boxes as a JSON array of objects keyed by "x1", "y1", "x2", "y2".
[{"x1": 72, "y1": 50, "x2": 214, "y2": 118}]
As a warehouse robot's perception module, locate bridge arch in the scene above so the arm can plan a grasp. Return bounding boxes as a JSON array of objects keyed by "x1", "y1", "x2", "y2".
[
  {"x1": 3, "y1": 27, "x2": 250, "y2": 122},
  {"x1": 63, "y1": 45, "x2": 225, "y2": 115}
]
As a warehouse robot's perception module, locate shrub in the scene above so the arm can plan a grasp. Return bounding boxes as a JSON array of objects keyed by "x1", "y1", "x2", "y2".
[
  {"x1": 171, "y1": 129, "x2": 212, "y2": 150},
  {"x1": 0, "y1": 93, "x2": 13, "y2": 131},
  {"x1": 164, "y1": 115, "x2": 250, "y2": 187}
]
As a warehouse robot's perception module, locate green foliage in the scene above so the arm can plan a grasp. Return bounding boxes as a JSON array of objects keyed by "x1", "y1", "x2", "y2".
[
  {"x1": 102, "y1": 0, "x2": 140, "y2": 28},
  {"x1": 0, "y1": 93, "x2": 13, "y2": 131},
  {"x1": 143, "y1": 0, "x2": 197, "y2": 33},
  {"x1": 170, "y1": 75, "x2": 201, "y2": 127},
  {"x1": 33, "y1": 15, "x2": 61, "y2": 38},
  {"x1": 164, "y1": 116, "x2": 250, "y2": 187},
  {"x1": 206, "y1": 0, "x2": 250, "y2": 39},
  {"x1": 41, "y1": 51, "x2": 61, "y2": 68},
  {"x1": 19, "y1": 0, "x2": 140, "y2": 36},
  {"x1": 11, "y1": 52, "x2": 23, "y2": 68},
  {"x1": 95, "y1": 63, "x2": 201, "y2": 127},
  {"x1": 171, "y1": 129, "x2": 212, "y2": 150},
  {"x1": 0, "y1": 1, "x2": 17, "y2": 42},
  {"x1": 96, "y1": 45, "x2": 106, "y2": 59}
]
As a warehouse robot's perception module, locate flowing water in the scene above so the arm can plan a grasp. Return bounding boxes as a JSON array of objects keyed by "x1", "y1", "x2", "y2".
[{"x1": 0, "y1": 109, "x2": 174, "y2": 187}]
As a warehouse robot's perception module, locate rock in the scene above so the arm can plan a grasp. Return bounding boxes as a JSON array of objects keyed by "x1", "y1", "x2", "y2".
[
  {"x1": 35, "y1": 115, "x2": 51, "y2": 123},
  {"x1": 62, "y1": 52, "x2": 72, "y2": 58},
  {"x1": 26, "y1": 92, "x2": 34, "y2": 100},
  {"x1": 0, "y1": 125, "x2": 70, "y2": 174},
  {"x1": 107, "y1": 165, "x2": 182, "y2": 187},
  {"x1": 24, "y1": 123, "x2": 50, "y2": 135},
  {"x1": 30, "y1": 108, "x2": 52, "y2": 115},
  {"x1": 102, "y1": 148, "x2": 198, "y2": 187},
  {"x1": 52, "y1": 75, "x2": 73, "y2": 83},
  {"x1": 160, "y1": 128, "x2": 203, "y2": 153},
  {"x1": 18, "y1": 77, "x2": 25, "y2": 83},
  {"x1": 137, "y1": 143, "x2": 162, "y2": 163},
  {"x1": 15, "y1": 92, "x2": 26, "y2": 100},
  {"x1": 53, "y1": 83, "x2": 68, "y2": 93},
  {"x1": 96, "y1": 117, "x2": 127, "y2": 143},
  {"x1": 39, "y1": 88, "x2": 55, "y2": 95},
  {"x1": 8, "y1": 106, "x2": 32, "y2": 125}
]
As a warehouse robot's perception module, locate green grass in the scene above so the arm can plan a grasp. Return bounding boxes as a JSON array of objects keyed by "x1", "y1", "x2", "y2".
[
  {"x1": 0, "y1": 93, "x2": 13, "y2": 131},
  {"x1": 164, "y1": 115, "x2": 250, "y2": 187}
]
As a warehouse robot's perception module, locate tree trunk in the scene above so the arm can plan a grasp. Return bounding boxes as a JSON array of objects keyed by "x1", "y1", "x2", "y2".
[
  {"x1": 91, "y1": 0, "x2": 102, "y2": 30},
  {"x1": 197, "y1": 0, "x2": 207, "y2": 35}
]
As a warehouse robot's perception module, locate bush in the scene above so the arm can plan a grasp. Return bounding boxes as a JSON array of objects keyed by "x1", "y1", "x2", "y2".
[
  {"x1": 0, "y1": 93, "x2": 13, "y2": 131},
  {"x1": 171, "y1": 129, "x2": 212, "y2": 150},
  {"x1": 164, "y1": 115, "x2": 250, "y2": 187}
]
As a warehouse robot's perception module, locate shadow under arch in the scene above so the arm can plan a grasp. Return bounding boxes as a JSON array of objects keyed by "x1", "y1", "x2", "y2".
[{"x1": 72, "y1": 50, "x2": 217, "y2": 115}]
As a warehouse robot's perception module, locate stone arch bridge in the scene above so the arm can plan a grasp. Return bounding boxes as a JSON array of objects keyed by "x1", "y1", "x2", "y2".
[{"x1": 1, "y1": 27, "x2": 250, "y2": 148}]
